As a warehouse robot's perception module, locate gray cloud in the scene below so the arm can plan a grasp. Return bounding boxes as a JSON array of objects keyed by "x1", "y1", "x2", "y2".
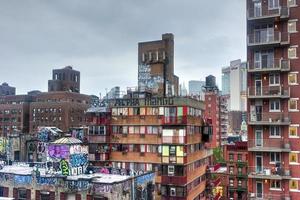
[{"x1": 0, "y1": 0, "x2": 246, "y2": 95}]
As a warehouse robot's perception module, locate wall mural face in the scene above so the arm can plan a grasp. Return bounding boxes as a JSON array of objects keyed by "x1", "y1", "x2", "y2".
[{"x1": 138, "y1": 64, "x2": 163, "y2": 92}]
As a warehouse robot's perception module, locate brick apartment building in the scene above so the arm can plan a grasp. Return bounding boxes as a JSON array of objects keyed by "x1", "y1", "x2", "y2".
[
  {"x1": 0, "y1": 82, "x2": 15, "y2": 96},
  {"x1": 247, "y1": 0, "x2": 300, "y2": 199},
  {"x1": 0, "y1": 95, "x2": 34, "y2": 136},
  {"x1": 138, "y1": 33, "x2": 179, "y2": 96},
  {"x1": 86, "y1": 96, "x2": 213, "y2": 200},
  {"x1": 48, "y1": 66, "x2": 80, "y2": 93},
  {"x1": 30, "y1": 91, "x2": 91, "y2": 132}
]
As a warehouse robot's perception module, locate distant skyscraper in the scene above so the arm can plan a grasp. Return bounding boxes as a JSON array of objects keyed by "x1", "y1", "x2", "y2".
[
  {"x1": 221, "y1": 59, "x2": 247, "y2": 111},
  {"x1": 106, "y1": 86, "x2": 120, "y2": 99},
  {"x1": 188, "y1": 80, "x2": 205, "y2": 95},
  {"x1": 179, "y1": 83, "x2": 188, "y2": 96}
]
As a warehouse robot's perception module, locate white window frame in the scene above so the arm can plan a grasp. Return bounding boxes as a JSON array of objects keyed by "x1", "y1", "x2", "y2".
[
  {"x1": 289, "y1": 98, "x2": 299, "y2": 112},
  {"x1": 288, "y1": 46, "x2": 298, "y2": 59},
  {"x1": 288, "y1": 72, "x2": 299, "y2": 85},
  {"x1": 269, "y1": 73, "x2": 280, "y2": 86},
  {"x1": 270, "y1": 126, "x2": 281, "y2": 138},
  {"x1": 168, "y1": 165, "x2": 175, "y2": 176},
  {"x1": 269, "y1": 99, "x2": 281, "y2": 112},
  {"x1": 289, "y1": 124, "x2": 299, "y2": 138},
  {"x1": 288, "y1": 20, "x2": 298, "y2": 33},
  {"x1": 290, "y1": 151, "x2": 299, "y2": 165},
  {"x1": 270, "y1": 180, "x2": 281, "y2": 190},
  {"x1": 270, "y1": 152, "x2": 281, "y2": 163},
  {"x1": 288, "y1": 0, "x2": 297, "y2": 7},
  {"x1": 268, "y1": 0, "x2": 280, "y2": 9}
]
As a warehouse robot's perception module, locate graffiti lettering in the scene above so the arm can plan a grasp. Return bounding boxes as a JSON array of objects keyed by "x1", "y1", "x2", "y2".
[
  {"x1": 94, "y1": 184, "x2": 113, "y2": 194},
  {"x1": 37, "y1": 177, "x2": 57, "y2": 185},
  {"x1": 66, "y1": 180, "x2": 89, "y2": 191},
  {"x1": 48, "y1": 145, "x2": 69, "y2": 159},
  {"x1": 69, "y1": 154, "x2": 88, "y2": 168},
  {"x1": 60, "y1": 159, "x2": 69, "y2": 176},
  {"x1": 14, "y1": 175, "x2": 32, "y2": 185}
]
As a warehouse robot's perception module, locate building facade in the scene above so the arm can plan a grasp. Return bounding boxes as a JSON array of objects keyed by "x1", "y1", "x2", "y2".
[
  {"x1": 0, "y1": 83, "x2": 16, "y2": 96},
  {"x1": 247, "y1": 0, "x2": 299, "y2": 199},
  {"x1": 138, "y1": 33, "x2": 179, "y2": 96},
  {"x1": 29, "y1": 91, "x2": 91, "y2": 132},
  {"x1": 48, "y1": 66, "x2": 80, "y2": 93}
]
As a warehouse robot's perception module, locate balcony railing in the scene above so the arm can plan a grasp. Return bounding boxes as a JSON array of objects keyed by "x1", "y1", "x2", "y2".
[
  {"x1": 248, "y1": 166, "x2": 291, "y2": 179},
  {"x1": 248, "y1": 31, "x2": 290, "y2": 46},
  {"x1": 248, "y1": 58, "x2": 290, "y2": 72},
  {"x1": 249, "y1": 112, "x2": 290, "y2": 125},
  {"x1": 248, "y1": 139, "x2": 291, "y2": 152},
  {"x1": 249, "y1": 193, "x2": 291, "y2": 200},
  {"x1": 247, "y1": 6, "x2": 289, "y2": 20},
  {"x1": 248, "y1": 86, "x2": 290, "y2": 98}
]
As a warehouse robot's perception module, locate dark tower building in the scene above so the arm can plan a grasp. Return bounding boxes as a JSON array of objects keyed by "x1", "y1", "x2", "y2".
[
  {"x1": 138, "y1": 33, "x2": 179, "y2": 96},
  {"x1": 48, "y1": 66, "x2": 80, "y2": 93},
  {"x1": 0, "y1": 82, "x2": 16, "y2": 96}
]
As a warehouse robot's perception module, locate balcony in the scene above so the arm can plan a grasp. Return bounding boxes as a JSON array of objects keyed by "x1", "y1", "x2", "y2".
[
  {"x1": 248, "y1": 166, "x2": 291, "y2": 180},
  {"x1": 249, "y1": 193, "x2": 291, "y2": 200},
  {"x1": 248, "y1": 139, "x2": 290, "y2": 152},
  {"x1": 248, "y1": 112, "x2": 290, "y2": 125},
  {"x1": 248, "y1": 86, "x2": 290, "y2": 99},
  {"x1": 89, "y1": 153, "x2": 109, "y2": 161},
  {"x1": 248, "y1": 32, "x2": 290, "y2": 48},
  {"x1": 88, "y1": 135, "x2": 109, "y2": 143},
  {"x1": 110, "y1": 151, "x2": 161, "y2": 163},
  {"x1": 248, "y1": 59, "x2": 290, "y2": 73},
  {"x1": 247, "y1": 6, "x2": 289, "y2": 22},
  {"x1": 110, "y1": 134, "x2": 161, "y2": 144}
]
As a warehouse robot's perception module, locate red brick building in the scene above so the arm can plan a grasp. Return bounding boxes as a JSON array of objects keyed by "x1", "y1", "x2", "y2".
[{"x1": 247, "y1": 0, "x2": 300, "y2": 199}]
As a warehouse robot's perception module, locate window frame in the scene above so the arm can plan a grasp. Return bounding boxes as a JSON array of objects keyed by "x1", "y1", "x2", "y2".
[
  {"x1": 289, "y1": 125, "x2": 298, "y2": 138},
  {"x1": 288, "y1": 20, "x2": 297, "y2": 33},
  {"x1": 288, "y1": 72, "x2": 298, "y2": 85},
  {"x1": 290, "y1": 152, "x2": 298, "y2": 164},
  {"x1": 270, "y1": 152, "x2": 281, "y2": 163},
  {"x1": 269, "y1": 73, "x2": 280, "y2": 86},
  {"x1": 269, "y1": 99, "x2": 281, "y2": 112},
  {"x1": 270, "y1": 126, "x2": 281, "y2": 138},
  {"x1": 289, "y1": 98, "x2": 298, "y2": 111},
  {"x1": 288, "y1": 47, "x2": 297, "y2": 59}
]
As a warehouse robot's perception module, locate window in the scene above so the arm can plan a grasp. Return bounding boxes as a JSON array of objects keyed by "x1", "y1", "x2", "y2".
[
  {"x1": 269, "y1": 74, "x2": 280, "y2": 85},
  {"x1": 289, "y1": 126, "x2": 298, "y2": 137},
  {"x1": 270, "y1": 180, "x2": 281, "y2": 189},
  {"x1": 170, "y1": 187, "x2": 176, "y2": 197},
  {"x1": 18, "y1": 189, "x2": 27, "y2": 200},
  {"x1": 290, "y1": 180, "x2": 298, "y2": 190},
  {"x1": 229, "y1": 179, "x2": 234, "y2": 186},
  {"x1": 288, "y1": 21, "x2": 297, "y2": 33},
  {"x1": 270, "y1": 152, "x2": 281, "y2": 163},
  {"x1": 238, "y1": 168, "x2": 242, "y2": 174},
  {"x1": 238, "y1": 180, "x2": 242, "y2": 187},
  {"x1": 288, "y1": 73, "x2": 298, "y2": 85},
  {"x1": 268, "y1": 0, "x2": 279, "y2": 9},
  {"x1": 229, "y1": 154, "x2": 234, "y2": 161},
  {"x1": 238, "y1": 154, "x2": 242, "y2": 161},
  {"x1": 288, "y1": 0, "x2": 297, "y2": 6},
  {"x1": 270, "y1": 126, "x2": 281, "y2": 137},
  {"x1": 290, "y1": 152, "x2": 298, "y2": 163},
  {"x1": 270, "y1": 99, "x2": 280, "y2": 112},
  {"x1": 229, "y1": 166, "x2": 234, "y2": 174},
  {"x1": 288, "y1": 47, "x2": 297, "y2": 59},
  {"x1": 168, "y1": 165, "x2": 175, "y2": 176},
  {"x1": 289, "y1": 99, "x2": 298, "y2": 111}
]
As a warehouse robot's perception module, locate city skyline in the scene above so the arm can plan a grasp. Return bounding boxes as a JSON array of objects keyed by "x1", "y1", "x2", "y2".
[{"x1": 0, "y1": 0, "x2": 246, "y2": 96}]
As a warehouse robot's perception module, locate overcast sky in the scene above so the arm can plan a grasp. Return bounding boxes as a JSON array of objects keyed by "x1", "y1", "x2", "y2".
[{"x1": 0, "y1": 0, "x2": 246, "y2": 96}]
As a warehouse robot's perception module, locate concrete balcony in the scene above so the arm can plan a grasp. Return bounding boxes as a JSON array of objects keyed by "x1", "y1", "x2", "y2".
[
  {"x1": 248, "y1": 112, "x2": 290, "y2": 125},
  {"x1": 248, "y1": 58, "x2": 290, "y2": 73},
  {"x1": 248, "y1": 166, "x2": 291, "y2": 180},
  {"x1": 248, "y1": 139, "x2": 291, "y2": 152},
  {"x1": 248, "y1": 86, "x2": 290, "y2": 99},
  {"x1": 247, "y1": 6, "x2": 289, "y2": 22},
  {"x1": 249, "y1": 193, "x2": 291, "y2": 200},
  {"x1": 88, "y1": 135, "x2": 110, "y2": 143},
  {"x1": 247, "y1": 31, "x2": 290, "y2": 48}
]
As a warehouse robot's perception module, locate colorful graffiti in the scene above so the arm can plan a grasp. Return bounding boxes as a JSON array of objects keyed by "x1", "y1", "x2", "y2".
[
  {"x1": 60, "y1": 159, "x2": 70, "y2": 176},
  {"x1": 69, "y1": 154, "x2": 88, "y2": 167},
  {"x1": 69, "y1": 145, "x2": 88, "y2": 154},
  {"x1": 37, "y1": 177, "x2": 57, "y2": 185},
  {"x1": 48, "y1": 145, "x2": 69, "y2": 159},
  {"x1": 94, "y1": 184, "x2": 113, "y2": 193},
  {"x1": 14, "y1": 175, "x2": 32, "y2": 185},
  {"x1": 38, "y1": 130, "x2": 49, "y2": 142},
  {"x1": 71, "y1": 129, "x2": 84, "y2": 141},
  {"x1": 66, "y1": 180, "x2": 89, "y2": 191},
  {"x1": 136, "y1": 173, "x2": 155, "y2": 185},
  {"x1": 96, "y1": 167, "x2": 143, "y2": 177}
]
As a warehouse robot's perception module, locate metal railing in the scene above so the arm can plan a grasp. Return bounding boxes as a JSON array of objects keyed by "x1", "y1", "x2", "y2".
[
  {"x1": 248, "y1": 58, "x2": 290, "y2": 71},
  {"x1": 247, "y1": 6, "x2": 289, "y2": 20},
  {"x1": 249, "y1": 112, "x2": 290, "y2": 124},
  {"x1": 249, "y1": 165, "x2": 291, "y2": 178},
  {"x1": 248, "y1": 86, "x2": 290, "y2": 97},
  {"x1": 248, "y1": 139, "x2": 290, "y2": 151},
  {"x1": 248, "y1": 31, "x2": 289, "y2": 46}
]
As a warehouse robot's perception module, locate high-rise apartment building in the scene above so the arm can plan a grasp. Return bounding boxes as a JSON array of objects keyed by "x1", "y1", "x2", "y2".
[
  {"x1": 48, "y1": 66, "x2": 80, "y2": 93},
  {"x1": 247, "y1": 0, "x2": 299, "y2": 199},
  {"x1": 138, "y1": 33, "x2": 179, "y2": 96}
]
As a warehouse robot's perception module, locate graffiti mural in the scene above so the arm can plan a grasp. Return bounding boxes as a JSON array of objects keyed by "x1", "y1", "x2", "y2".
[
  {"x1": 70, "y1": 129, "x2": 84, "y2": 141},
  {"x1": 138, "y1": 64, "x2": 163, "y2": 92},
  {"x1": 37, "y1": 177, "x2": 57, "y2": 185},
  {"x1": 135, "y1": 173, "x2": 155, "y2": 200},
  {"x1": 69, "y1": 154, "x2": 88, "y2": 167},
  {"x1": 60, "y1": 159, "x2": 70, "y2": 176},
  {"x1": 94, "y1": 184, "x2": 113, "y2": 194},
  {"x1": 69, "y1": 145, "x2": 88, "y2": 154},
  {"x1": 38, "y1": 130, "x2": 49, "y2": 142},
  {"x1": 66, "y1": 180, "x2": 89, "y2": 192},
  {"x1": 48, "y1": 145, "x2": 69, "y2": 159},
  {"x1": 14, "y1": 175, "x2": 32, "y2": 185}
]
